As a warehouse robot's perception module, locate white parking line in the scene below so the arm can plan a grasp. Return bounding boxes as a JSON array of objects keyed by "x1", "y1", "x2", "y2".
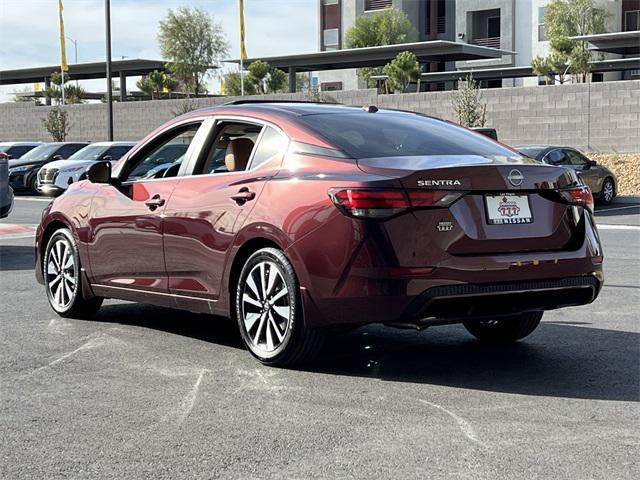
[
  {"x1": 597, "y1": 205, "x2": 640, "y2": 213},
  {"x1": 14, "y1": 197, "x2": 52, "y2": 202},
  {"x1": 597, "y1": 224, "x2": 640, "y2": 230}
]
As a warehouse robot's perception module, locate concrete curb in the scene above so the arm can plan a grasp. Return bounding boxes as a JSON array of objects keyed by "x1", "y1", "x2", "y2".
[{"x1": 613, "y1": 195, "x2": 640, "y2": 204}]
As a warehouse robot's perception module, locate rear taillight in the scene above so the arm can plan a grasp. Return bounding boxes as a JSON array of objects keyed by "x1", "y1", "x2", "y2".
[
  {"x1": 328, "y1": 188, "x2": 462, "y2": 219},
  {"x1": 558, "y1": 186, "x2": 594, "y2": 212}
]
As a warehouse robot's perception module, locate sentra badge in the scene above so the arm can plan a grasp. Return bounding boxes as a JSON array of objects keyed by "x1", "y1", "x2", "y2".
[{"x1": 418, "y1": 179, "x2": 462, "y2": 187}]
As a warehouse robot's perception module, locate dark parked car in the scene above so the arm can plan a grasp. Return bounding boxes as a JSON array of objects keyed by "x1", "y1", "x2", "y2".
[
  {"x1": 0, "y1": 156, "x2": 13, "y2": 218},
  {"x1": 36, "y1": 103, "x2": 603, "y2": 366},
  {"x1": 9, "y1": 142, "x2": 88, "y2": 194},
  {"x1": 517, "y1": 145, "x2": 617, "y2": 205},
  {"x1": 0, "y1": 141, "x2": 42, "y2": 160}
]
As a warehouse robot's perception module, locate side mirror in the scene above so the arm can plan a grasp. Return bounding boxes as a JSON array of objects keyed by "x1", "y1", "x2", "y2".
[
  {"x1": 86, "y1": 161, "x2": 111, "y2": 184},
  {"x1": 52, "y1": 155, "x2": 63, "y2": 160},
  {"x1": 102, "y1": 155, "x2": 113, "y2": 161}
]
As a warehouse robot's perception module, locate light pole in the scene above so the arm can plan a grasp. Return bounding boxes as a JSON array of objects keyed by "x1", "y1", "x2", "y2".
[
  {"x1": 105, "y1": 0, "x2": 114, "y2": 141},
  {"x1": 66, "y1": 36, "x2": 78, "y2": 87}
]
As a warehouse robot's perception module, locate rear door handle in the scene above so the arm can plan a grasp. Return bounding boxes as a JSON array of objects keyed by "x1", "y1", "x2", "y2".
[
  {"x1": 230, "y1": 188, "x2": 256, "y2": 205},
  {"x1": 145, "y1": 194, "x2": 165, "y2": 210}
]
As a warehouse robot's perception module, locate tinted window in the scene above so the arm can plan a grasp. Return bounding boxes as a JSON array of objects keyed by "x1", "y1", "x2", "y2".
[
  {"x1": 518, "y1": 148, "x2": 543, "y2": 160},
  {"x1": 546, "y1": 149, "x2": 569, "y2": 165},
  {"x1": 18, "y1": 144, "x2": 61, "y2": 162},
  {"x1": 299, "y1": 112, "x2": 519, "y2": 159},
  {"x1": 104, "y1": 145, "x2": 133, "y2": 160},
  {"x1": 249, "y1": 127, "x2": 288, "y2": 169},
  {"x1": 56, "y1": 144, "x2": 86, "y2": 159},
  {"x1": 6, "y1": 146, "x2": 35, "y2": 158}
]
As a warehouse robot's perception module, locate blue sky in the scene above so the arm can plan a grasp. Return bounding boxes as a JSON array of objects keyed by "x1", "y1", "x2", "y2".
[{"x1": 0, "y1": 0, "x2": 318, "y2": 102}]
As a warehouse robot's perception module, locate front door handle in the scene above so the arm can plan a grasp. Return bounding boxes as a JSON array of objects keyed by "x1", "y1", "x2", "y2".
[
  {"x1": 145, "y1": 194, "x2": 165, "y2": 211},
  {"x1": 230, "y1": 187, "x2": 256, "y2": 205}
]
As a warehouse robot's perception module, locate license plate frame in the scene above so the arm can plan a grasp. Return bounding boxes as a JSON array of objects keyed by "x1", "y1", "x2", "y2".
[{"x1": 484, "y1": 193, "x2": 533, "y2": 225}]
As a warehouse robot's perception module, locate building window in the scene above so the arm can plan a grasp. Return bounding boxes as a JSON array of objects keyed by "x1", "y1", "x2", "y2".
[
  {"x1": 365, "y1": 0, "x2": 392, "y2": 11},
  {"x1": 320, "y1": 0, "x2": 341, "y2": 51},
  {"x1": 425, "y1": 0, "x2": 447, "y2": 35},
  {"x1": 538, "y1": 7, "x2": 547, "y2": 41},
  {"x1": 470, "y1": 9, "x2": 501, "y2": 48},
  {"x1": 321, "y1": 81, "x2": 342, "y2": 91},
  {"x1": 625, "y1": 10, "x2": 640, "y2": 31},
  {"x1": 323, "y1": 28, "x2": 339, "y2": 50}
]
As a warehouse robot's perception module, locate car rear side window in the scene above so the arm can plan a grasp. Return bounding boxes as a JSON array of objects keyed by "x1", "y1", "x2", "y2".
[
  {"x1": 248, "y1": 126, "x2": 289, "y2": 169},
  {"x1": 299, "y1": 112, "x2": 519, "y2": 159}
]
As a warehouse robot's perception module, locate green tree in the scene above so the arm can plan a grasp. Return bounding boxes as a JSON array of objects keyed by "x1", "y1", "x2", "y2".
[
  {"x1": 158, "y1": 7, "x2": 229, "y2": 96},
  {"x1": 44, "y1": 71, "x2": 85, "y2": 105},
  {"x1": 42, "y1": 107, "x2": 71, "y2": 141},
  {"x1": 267, "y1": 68, "x2": 287, "y2": 94},
  {"x1": 136, "y1": 70, "x2": 180, "y2": 99},
  {"x1": 247, "y1": 60, "x2": 271, "y2": 94},
  {"x1": 222, "y1": 71, "x2": 256, "y2": 96},
  {"x1": 383, "y1": 51, "x2": 421, "y2": 94},
  {"x1": 345, "y1": 7, "x2": 418, "y2": 87},
  {"x1": 452, "y1": 75, "x2": 487, "y2": 128},
  {"x1": 532, "y1": 0, "x2": 610, "y2": 83}
]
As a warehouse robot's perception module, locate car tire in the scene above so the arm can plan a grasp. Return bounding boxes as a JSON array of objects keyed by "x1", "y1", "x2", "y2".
[
  {"x1": 235, "y1": 247, "x2": 324, "y2": 367},
  {"x1": 44, "y1": 228, "x2": 103, "y2": 319},
  {"x1": 463, "y1": 311, "x2": 543, "y2": 343},
  {"x1": 28, "y1": 174, "x2": 40, "y2": 195},
  {"x1": 599, "y1": 177, "x2": 615, "y2": 205}
]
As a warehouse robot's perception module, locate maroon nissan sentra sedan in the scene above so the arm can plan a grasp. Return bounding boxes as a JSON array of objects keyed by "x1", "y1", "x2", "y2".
[{"x1": 36, "y1": 102, "x2": 603, "y2": 366}]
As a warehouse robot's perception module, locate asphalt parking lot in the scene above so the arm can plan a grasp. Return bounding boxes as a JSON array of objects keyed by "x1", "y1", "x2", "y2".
[{"x1": 1, "y1": 196, "x2": 639, "y2": 479}]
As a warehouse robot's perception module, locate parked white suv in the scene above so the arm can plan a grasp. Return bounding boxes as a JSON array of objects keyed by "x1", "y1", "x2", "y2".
[{"x1": 37, "y1": 141, "x2": 135, "y2": 195}]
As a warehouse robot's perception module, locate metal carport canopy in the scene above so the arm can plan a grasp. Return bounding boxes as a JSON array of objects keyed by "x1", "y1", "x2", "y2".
[
  {"x1": 570, "y1": 31, "x2": 640, "y2": 56},
  {"x1": 226, "y1": 40, "x2": 514, "y2": 72},
  {"x1": 0, "y1": 59, "x2": 173, "y2": 85}
]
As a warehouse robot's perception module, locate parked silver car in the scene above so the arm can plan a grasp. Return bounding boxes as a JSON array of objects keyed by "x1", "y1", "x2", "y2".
[
  {"x1": 37, "y1": 141, "x2": 135, "y2": 195},
  {"x1": 517, "y1": 145, "x2": 618, "y2": 205}
]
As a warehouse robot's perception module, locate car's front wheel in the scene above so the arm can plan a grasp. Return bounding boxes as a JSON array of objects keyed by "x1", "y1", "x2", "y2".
[
  {"x1": 44, "y1": 228, "x2": 103, "y2": 318},
  {"x1": 235, "y1": 247, "x2": 324, "y2": 367},
  {"x1": 463, "y1": 311, "x2": 543, "y2": 343}
]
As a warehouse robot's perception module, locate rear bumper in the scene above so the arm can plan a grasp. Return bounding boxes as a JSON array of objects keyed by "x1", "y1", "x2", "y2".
[{"x1": 396, "y1": 274, "x2": 602, "y2": 327}]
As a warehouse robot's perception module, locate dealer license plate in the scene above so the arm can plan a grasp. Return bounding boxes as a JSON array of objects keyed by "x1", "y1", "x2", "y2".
[{"x1": 485, "y1": 193, "x2": 533, "y2": 225}]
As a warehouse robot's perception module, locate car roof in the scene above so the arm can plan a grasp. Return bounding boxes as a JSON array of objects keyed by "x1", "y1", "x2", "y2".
[
  {"x1": 0, "y1": 141, "x2": 43, "y2": 146},
  {"x1": 84, "y1": 141, "x2": 136, "y2": 147},
  {"x1": 192, "y1": 102, "x2": 392, "y2": 117}
]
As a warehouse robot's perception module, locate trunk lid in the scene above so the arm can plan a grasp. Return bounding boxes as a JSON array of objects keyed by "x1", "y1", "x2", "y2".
[{"x1": 357, "y1": 155, "x2": 584, "y2": 256}]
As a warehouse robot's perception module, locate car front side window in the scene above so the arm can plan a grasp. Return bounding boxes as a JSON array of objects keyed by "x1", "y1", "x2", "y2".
[{"x1": 124, "y1": 123, "x2": 201, "y2": 182}]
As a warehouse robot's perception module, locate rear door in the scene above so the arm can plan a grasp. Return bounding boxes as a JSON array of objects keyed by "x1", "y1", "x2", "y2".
[
  {"x1": 162, "y1": 118, "x2": 289, "y2": 300},
  {"x1": 565, "y1": 149, "x2": 600, "y2": 193},
  {"x1": 88, "y1": 120, "x2": 206, "y2": 294}
]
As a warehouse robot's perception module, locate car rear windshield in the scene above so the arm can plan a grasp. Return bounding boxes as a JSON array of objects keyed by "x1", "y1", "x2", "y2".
[{"x1": 299, "y1": 112, "x2": 519, "y2": 159}]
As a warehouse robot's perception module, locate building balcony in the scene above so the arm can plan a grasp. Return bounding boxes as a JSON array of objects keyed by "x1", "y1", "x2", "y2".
[{"x1": 472, "y1": 37, "x2": 501, "y2": 49}]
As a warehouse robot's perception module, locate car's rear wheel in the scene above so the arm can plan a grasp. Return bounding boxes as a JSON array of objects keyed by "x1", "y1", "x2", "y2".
[
  {"x1": 44, "y1": 228, "x2": 102, "y2": 318},
  {"x1": 600, "y1": 177, "x2": 615, "y2": 205},
  {"x1": 463, "y1": 311, "x2": 543, "y2": 343},
  {"x1": 235, "y1": 247, "x2": 324, "y2": 367}
]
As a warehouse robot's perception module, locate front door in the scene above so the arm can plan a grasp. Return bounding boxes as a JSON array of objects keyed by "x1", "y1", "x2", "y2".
[
  {"x1": 565, "y1": 149, "x2": 600, "y2": 193},
  {"x1": 87, "y1": 121, "x2": 204, "y2": 294},
  {"x1": 162, "y1": 120, "x2": 289, "y2": 301}
]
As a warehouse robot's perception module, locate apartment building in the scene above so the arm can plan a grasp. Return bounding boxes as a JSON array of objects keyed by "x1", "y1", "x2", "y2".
[{"x1": 318, "y1": 0, "x2": 639, "y2": 90}]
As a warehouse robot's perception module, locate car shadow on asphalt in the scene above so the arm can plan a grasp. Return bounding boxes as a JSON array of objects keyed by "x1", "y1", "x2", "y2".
[
  {"x1": 95, "y1": 302, "x2": 638, "y2": 403},
  {"x1": 96, "y1": 303, "x2": 244, "y2": 350},
  {"x1": 307, "y1": 323, "x2": 640, "y2": 402},
  {"x1": 0, "y1": 245, "x2": 35, "y2": 271}
]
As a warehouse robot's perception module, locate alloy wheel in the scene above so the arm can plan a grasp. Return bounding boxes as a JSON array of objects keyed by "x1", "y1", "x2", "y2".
[
  {"x1": 241, "y1": 261, "x2": 292, "y2": 355},
  {"x1": 46, "y1": 237, "x2": 78, "y2": 310},
  {"x1": 602, "y1": 180, "x2": 614, "y2": 203}
]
